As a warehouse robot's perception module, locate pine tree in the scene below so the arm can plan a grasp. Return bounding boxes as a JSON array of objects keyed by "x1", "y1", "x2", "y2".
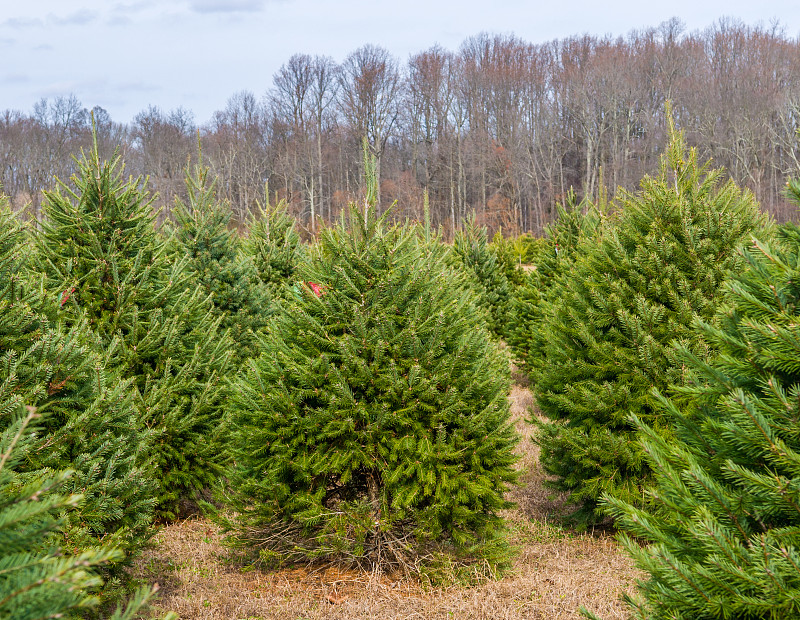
[
  {"x1": 243, "y1": 191, "x2": 303, "y2": 299},
  {"x1": 787, "y1": 176, "x2": 800, "y2": 205},
  {"x1": 0, "y1": 197, "x2": 155, "y2": 594},
  {"x1": 452, "y1": 216, "x2": 511, "y2": 339},
  {"x1": 489, "y1": 229, "x2": 526, "y2": 288},
  {"x1": 533, "y1": 117, "x2": 767, "y2": 527},
  {"x1": 221, "y1": 179, "x2": 518, "y2": 578},
  {"x1": 592, "y1": 221, "x2": 800, "y2": 619},
  {"x1": 0, "y1": 406, "x2": 119, "y2": 619},
  {"x1": 170, "y1": 161, "x2": 271, "y2": 362},
  {"x1": 508, "y1": 192, "x2": 602, "y2": 376},
  {"x1": 0, "y1": 407, "x2": 173, "y2": 620},
  {"x1": 32, "y1": 138, "x2": 233, "y2": 520}
]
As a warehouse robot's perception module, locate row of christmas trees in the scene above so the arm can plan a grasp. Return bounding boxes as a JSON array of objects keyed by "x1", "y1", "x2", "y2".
[
  {"x1": 5, "y1": 111, "x2": 800, "y2": 618},
  {"x1": 1, "y1": 135, "x2": 522, "y2": 617},
  {"x1": 0, "y1": 135, "x2": 305, "y2": 617},
  {"x1": 502, "y1": 116, "x2": 800, "y2": 618}
]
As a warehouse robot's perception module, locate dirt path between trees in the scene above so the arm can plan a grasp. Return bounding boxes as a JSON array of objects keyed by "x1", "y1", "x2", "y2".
[{"x1": 134, "y1": 375, "x2": 641, "y2": 619}]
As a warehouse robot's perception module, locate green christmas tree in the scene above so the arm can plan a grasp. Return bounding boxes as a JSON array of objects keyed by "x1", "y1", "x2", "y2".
[
  {"x1": 170, "y1": 161, "x2": 271, "y2": 362},
  {"x1": 508, "y1": 192, "x2": 602, "y2": 376},
  {"x1": 33, "y1": 137, "x2": 233, "y2": 520},
  {"x1": 220, "y1": 171, "x2": 518, "y2": 578},
  {"x1": 0, "y1": 408, "x2": 173, "y2": 620},
  {"x1": 592, "y1": 220, "x2": 800, "y2": 619},
  {"x1": 243, "y1": 190, "x2": 303, "y2": 299},
  {"x1": 787, "y1": 176, "x2": 800, "y2": 205},
  {"x1": 532, "y1": 117, "x2": 767, "y2": 527},
  {"x1": 0, "y1": 196, "x2": 155, "y2": 595},
  {"x1": 452, "y1": 216, "x2": 511, "y2": 339},
  {"x1": 489, "y1": 229, "x2": 527, "y2": 288}
]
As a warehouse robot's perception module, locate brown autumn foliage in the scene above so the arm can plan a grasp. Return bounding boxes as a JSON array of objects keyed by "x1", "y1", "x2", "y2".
[{"x1": 3, "y1": 18, "x2": 799, "y2": 235}]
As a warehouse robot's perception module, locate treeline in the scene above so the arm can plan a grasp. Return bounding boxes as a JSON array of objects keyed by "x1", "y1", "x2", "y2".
[{"x1": 2, "y1": 17, "x2": 800, "y2": 235}]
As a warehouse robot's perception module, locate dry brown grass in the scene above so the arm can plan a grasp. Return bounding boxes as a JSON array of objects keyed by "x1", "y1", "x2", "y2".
[{"x1": 134, "y1": 375, "x2": 642, "y2": 619}]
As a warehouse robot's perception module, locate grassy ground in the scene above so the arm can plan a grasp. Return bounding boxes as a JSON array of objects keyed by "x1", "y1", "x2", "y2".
[{"x1": 133, "y1": 375, "x2": 642, "y2": 619}]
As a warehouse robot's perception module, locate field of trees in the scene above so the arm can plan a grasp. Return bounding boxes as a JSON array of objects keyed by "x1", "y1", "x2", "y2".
[
  {"x1": 3, "y1": 18, "x2": 800, "y2": 235},
  {"x1": 5, "y1": 17, "x2": 800, "y2": 620},
  {"x1": 5, "y1": 104, "x2": 800, "y2": 617}
]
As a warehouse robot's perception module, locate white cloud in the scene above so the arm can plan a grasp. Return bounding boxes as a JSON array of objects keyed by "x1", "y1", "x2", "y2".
[
  {"x1": 107, "y1": 16, "x2": 133, "y2": 26},
  {"x1": 2, "y1": 17, "x2": 44, "y2": 28},
  {"x1": 189, "y1": 0, "x2": 272, "y2": 14},
  {"x1": 113, "y1": 1, "x2": 158, "y2": 13},
  {"x1": 2, "y1": 11, "x2": 98, "y2": 29},
  {"x1": 2, "y1": 73, "x2": 30, "y2": 84},
  {"x1": 50, "y1": 10, "x2": 97, "y2": 26}
]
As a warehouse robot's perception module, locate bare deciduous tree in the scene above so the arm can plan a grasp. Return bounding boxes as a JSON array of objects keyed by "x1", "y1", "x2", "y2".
[{"x1": 338, "y1": 44, "x2": 402, "y2": 210}]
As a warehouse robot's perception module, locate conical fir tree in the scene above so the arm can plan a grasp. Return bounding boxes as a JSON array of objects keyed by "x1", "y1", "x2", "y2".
[
  {"x1": 170, "y1": 161, "x2": 270, "y2": 362},
  {"x1": 508, "y1": 192, "x2": 602, "y2": 376},
  {"x1": 489, "y1": 230, "x2": 527, "y2": 289},
  {"x1": 0, "y1": 196, "x2": 154, "y2": 595},
  {"x1": 33, "y1": 138, "x2": 233, "y2": 520},
  {"x1": 452, "y1": 216, "x2": 511, "y2": 339},
  {"x1": 0, "y1": 407, "x2": 117, "y2": 620},
  {"x1": 533, "y1": 116, "x2": 767, "y2": 526},
  {"x1": 243, "y1": 191, "x2": 302, "y2": 299},
  {"x1": 222, "y1": 169, "x2": 518, "y2": 577},
  {"x1": 592, "y1": 220, "x2": 800, "y2": 620},
  {"x1": 0, "y1": 408, "x2": 172, "y2": 620}
]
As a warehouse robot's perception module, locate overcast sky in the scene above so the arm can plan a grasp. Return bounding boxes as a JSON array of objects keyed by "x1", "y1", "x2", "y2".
[{"x1": 2, "y1": 0, "x2": 800, "y2": 126}]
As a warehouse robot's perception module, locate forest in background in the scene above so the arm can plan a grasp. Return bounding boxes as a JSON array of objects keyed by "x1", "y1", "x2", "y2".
[{"x1": 3, "y1": 17, "x2": 800, "y2": 236}]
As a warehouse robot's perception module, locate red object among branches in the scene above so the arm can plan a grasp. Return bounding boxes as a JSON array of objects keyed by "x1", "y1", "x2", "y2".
[
  {"x1": 60, "y1": 287, "x2": 76, "y2": 307},
  {"x1": 307, "y1": 282, "x2": 325, "y2": 297}
]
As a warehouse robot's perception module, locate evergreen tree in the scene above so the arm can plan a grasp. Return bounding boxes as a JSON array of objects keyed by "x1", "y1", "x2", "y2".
[
  {"x1": 243, "y1": 191, "x2": 303, "y2": 299},
  {"x1": 452, "y1": 216, "x2": 511, "y2": 339},
  {"x1": 0, "y1": 408, "x2": 173, "y2": 620},
  {"x1": 533, "y1": 118, "x2": 767, "y2": 527},
  {"x1": 0, "y1": 197, "x2": 154, "y2": 593},
  {"x1": 593, "y1": 222, "x2": 800, "y2": 619},
  {"x1": 0, "y1": 406, "x2": 118, "y2": 620},
  {"x1": 170, "y1": 162, "x2": 271, "y2": 362},
  {"x1": 33, "y1": 139, "x2": 233, "y2": 520},
  {"x1": 489, "y1": 229, "x2": 526, "y2": 288},
  {"x1": 787, "y1": 176, "x2": 800, "y2": 206},
  {"x1": 508, "y1": 192, "x2": 602, "y2": 376},
  {"x1": 221, "y1": 193, "x2": 518, "y2": 577}
]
